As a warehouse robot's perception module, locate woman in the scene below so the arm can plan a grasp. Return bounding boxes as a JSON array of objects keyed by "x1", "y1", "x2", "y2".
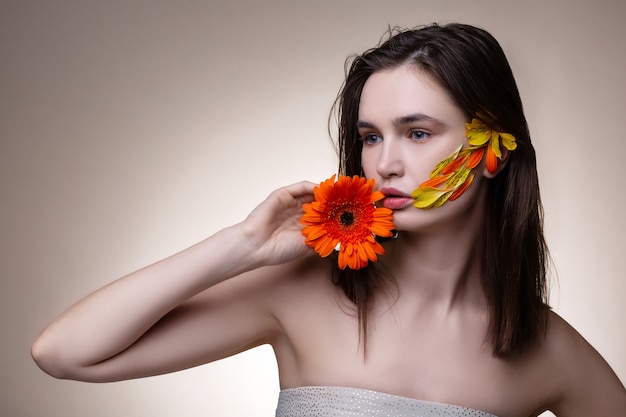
[{"x1": 31, "y1": 23, "x2": 625, "y2": 416}]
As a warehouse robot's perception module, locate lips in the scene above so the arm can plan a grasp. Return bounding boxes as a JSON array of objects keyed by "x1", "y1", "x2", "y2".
[{"x1": 380, "y1": 187, "x2": 414, "y2": 210}]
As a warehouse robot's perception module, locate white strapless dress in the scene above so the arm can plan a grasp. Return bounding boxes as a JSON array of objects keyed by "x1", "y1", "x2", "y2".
[{"x1": 276, "y1": 386, "x2": 498, "y2": 417}]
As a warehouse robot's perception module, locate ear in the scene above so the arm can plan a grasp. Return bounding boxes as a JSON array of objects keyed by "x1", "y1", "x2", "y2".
[{"x1": 483, "y1": 148, "x2": 511, "y2": 179}]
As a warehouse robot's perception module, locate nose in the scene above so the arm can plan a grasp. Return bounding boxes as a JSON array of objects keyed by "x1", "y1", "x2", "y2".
[{"x1": 376, "y1": 137, "x2": 405, "y2": 178}]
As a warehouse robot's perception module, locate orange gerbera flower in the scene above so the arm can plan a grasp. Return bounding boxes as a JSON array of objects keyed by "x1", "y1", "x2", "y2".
[
  {"x1": 412, "y1": 118, "x2": 517, "y2": 209},
  {"x1": 301, "y1": 174, "x2": 395, "y2": 270}
]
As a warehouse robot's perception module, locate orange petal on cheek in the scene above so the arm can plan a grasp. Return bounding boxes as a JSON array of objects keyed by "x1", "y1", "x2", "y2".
[
  {"x1": 466, "y1": 147, "x2": 485, "y2": 170},
  {"x1": 420, "y1": 172, "x2": 453, "y2": 188},
  {"x1": 440, "y1": 153, "x2": 469, "y2": 175}
]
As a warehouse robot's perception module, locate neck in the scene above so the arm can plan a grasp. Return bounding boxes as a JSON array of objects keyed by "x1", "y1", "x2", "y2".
[{"x1": 379, "y1": 203, "x2": 487, "y2": 313}]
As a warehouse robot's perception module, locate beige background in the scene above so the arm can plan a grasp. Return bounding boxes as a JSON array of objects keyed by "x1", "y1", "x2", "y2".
[{"x1": 1, "y1": 1, "x2": 624, "y2": 416}]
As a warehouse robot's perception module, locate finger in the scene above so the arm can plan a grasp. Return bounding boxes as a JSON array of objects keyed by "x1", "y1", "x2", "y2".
[{"x1": 280, "y1": 181, "x2": 317, "y2": 204}]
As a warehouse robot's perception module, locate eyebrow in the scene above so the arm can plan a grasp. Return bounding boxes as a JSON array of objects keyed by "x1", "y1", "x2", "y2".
[{"x1": 356, "y1": 113, "x2": 447, "y2": 130}]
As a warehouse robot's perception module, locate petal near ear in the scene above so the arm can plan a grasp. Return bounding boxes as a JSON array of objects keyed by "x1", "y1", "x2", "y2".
[
  {"x1": 483, "y1": 147, "x2": 511, "y2": 178},
  {"x1": 500, "y1": 132, "x2": 517, "y2": 150},
  {"x1": 485, "y1": 147, "x2": 498, "y2": 174}
]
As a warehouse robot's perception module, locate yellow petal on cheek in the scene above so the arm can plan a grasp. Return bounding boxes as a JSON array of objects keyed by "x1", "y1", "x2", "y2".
[
  {"x1": 449, "y1": 173, "x2": 474, "y2": 201},
  {"x1": 430, "y1": 144, "x2": 462, "y2": 177},
  {"x1": 446, "y1": 166, "x2": 471, "y2": 189},
  {"x1": 412, "y1": 187, "x2": 453, "y2": 209}
]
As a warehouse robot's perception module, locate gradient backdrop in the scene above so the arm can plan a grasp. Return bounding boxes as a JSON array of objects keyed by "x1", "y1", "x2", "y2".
[{"x1": 1, "y1": 1, "x2": 624, "y2": 416}]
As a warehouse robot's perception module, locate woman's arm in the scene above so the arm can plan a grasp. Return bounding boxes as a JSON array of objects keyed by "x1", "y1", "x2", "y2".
[{"x1": 31, "y1": 181, "x2": 316, "y2": 382}]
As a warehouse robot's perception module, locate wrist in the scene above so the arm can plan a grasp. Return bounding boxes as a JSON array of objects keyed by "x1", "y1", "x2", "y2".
[{"x1": 229, "y1": 221, "x2": 267, "y2": 271}]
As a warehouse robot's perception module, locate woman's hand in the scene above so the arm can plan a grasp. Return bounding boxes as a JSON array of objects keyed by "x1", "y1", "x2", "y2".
[{"x1": 238, "y1": 181, "x2": 317, "y2": 268}]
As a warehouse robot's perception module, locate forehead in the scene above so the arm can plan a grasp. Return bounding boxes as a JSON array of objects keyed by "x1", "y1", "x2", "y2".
[{"x1": 358, "y1": 65, "x2": 464, "y2": 124}]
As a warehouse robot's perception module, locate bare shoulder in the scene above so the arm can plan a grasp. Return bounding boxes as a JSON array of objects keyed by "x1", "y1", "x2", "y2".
[
  {"x1": 250, "y1": 254, "x2": 342, "y2": 329},
  {"x1": 538, "y1": 310, "x2": 626, "y2": 416},
  {"x1": 194, "y1": 253, "x2": 336, "y2": 332},
  {"x1": 218, "y1": 253, "x2": 334, "y2": 305}
]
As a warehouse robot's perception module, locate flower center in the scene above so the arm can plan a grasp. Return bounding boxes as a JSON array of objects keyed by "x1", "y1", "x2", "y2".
[{"x1": 340, "y1": 211, "x2": 354, "y2": 226}]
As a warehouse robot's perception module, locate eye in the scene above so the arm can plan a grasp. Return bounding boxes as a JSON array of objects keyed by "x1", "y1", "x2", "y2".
[
  {"x1": 409, "y1": 130, "x2": 430, "y2": 142},
  {"x1": 360, "y1": 133, "x2": 383, "y2": 145}
]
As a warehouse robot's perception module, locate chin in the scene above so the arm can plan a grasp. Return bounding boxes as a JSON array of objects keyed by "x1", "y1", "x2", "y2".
[
  {"x1": 389, "y1": 210, "x2": 432, "y2": 231},
  {"x1": 389, "y1": 205, "x2": 457, "y2": 233}
]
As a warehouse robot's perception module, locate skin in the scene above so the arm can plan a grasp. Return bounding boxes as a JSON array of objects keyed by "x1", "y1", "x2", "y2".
[{"x1": 31, "y1": 64, "x2": 626, "y2": 417}]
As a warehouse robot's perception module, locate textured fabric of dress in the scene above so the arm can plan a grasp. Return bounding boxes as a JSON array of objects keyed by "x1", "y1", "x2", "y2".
[{"x1": 275, "y1": 386, "x2": 499, "y2": 417}]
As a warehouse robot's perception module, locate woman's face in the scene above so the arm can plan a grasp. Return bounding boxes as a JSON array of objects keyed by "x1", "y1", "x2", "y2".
[{"x1": 358, "y1": 64, "x2": 486, "y2": 232}]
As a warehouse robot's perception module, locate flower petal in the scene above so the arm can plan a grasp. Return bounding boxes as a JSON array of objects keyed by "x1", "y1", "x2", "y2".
[
  {"x1": 440, "y1": 152, "x2": 470, "y2": 176},
  {"x1": 370, "y1": 190, "x2": 385, "y2": 203},
  {"x1": 490, "y1": 131, "x2": 502, "y2": 158},
  {"x1": 412, "y1": 186, "x2": 453, "y2": 209},
  {"x1": 420, "y1": 172, "x2": 453, "y2": 189},
  {"x1": 446, "y1": 165, "x2": 471, "y2": 189},
  {"x1": 500, "y1": 132, "x2": 517, "y2": 151},
  {"x1": 449, "y1": 173, "x2": 475, "y2": 201},
  {"x1": 430, "y1": 144, "x2": 462, "y2": 177},
  {"x1": 362, "y1": 240, "x2": 378, "y2": 261},
  {"x1": 467, "y1": 130, "x2": 490, "y2": 147},
  {"x1": 301, "y1": 174, "x2": 395, "y2": 269},
  {"x1": 486, "y1": 147, "x2": 498, "y2": 173},
  {"x1": 302, "y1": 225, "x2": 327, "y2": 240},
  {"x1": 465, "y1": 147, "x2": 485, "y2": 170}
]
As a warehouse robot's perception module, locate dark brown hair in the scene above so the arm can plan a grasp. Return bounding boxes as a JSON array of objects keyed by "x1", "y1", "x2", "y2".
[{"x1": 331, "y1": 23, "x2": 549, "y2": 357}]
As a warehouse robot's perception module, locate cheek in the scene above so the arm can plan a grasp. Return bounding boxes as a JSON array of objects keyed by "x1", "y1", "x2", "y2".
[
  {"x1": 410, "y1": 160, "x2": 437, "y2": 183},
  {"x1": 360, "y1": 148, "x2": 377, "y2": 177},
  {"x1": 405, "y1": 150, "x2": 444, "y2": 184}
]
